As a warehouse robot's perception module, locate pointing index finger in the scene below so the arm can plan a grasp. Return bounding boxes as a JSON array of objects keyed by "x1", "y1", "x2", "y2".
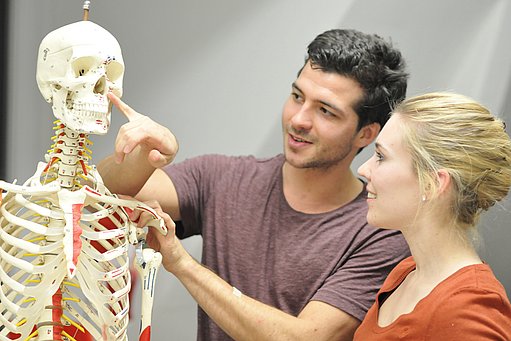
[{"x1": 108, "y1": 92, "x2": 141, "y2": 122}]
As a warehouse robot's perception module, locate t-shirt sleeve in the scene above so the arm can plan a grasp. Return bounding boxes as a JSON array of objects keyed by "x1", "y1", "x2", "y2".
[
  {"x1": 164, "y1": 154, "x2": 229, "y2": 238},
  {"x1": 426, "y1": 288, "x2": 511, "y2": 340},
  {"x1": 312, "y1": 228, "x2": 409, "y2": 322}
]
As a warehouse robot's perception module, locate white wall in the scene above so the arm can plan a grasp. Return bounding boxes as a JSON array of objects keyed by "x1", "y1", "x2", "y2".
[{"x1": 7, "y1": 0, "x2": 511, "y2": 339}]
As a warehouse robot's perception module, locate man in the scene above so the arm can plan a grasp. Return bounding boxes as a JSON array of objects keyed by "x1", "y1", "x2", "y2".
[{"x1": 99, "y1": 28, "x2": 410, "y2": 340}]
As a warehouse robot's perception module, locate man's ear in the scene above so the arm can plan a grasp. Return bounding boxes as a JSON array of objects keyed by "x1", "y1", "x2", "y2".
[{"x1": 356, "y1": 122, "x2": 381, "y2": 148}]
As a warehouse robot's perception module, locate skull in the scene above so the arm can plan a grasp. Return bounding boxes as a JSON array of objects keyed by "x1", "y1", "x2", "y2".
[{"x1": 36, "y1": 21, "x2": 124, "y2": 135}]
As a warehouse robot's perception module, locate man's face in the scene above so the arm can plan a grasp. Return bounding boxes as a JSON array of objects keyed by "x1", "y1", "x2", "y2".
[{"x1": 282, "y1": 62, "x2": 365, "y2": 170}]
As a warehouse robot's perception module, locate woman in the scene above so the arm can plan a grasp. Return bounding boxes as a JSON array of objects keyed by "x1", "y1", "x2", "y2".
[{"x1": 354, "y1": 92, "x2": 511, "y2": 340}]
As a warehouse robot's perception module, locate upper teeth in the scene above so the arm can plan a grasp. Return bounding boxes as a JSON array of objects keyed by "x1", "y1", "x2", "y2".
[{"x1": 367, "y1": 192, "x2": 376, "y2": 199}]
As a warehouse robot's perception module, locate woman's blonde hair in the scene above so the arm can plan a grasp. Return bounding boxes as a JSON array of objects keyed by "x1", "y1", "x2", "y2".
[{"x1": 393, "y1": 92, "x2": 511, "y2": 227}]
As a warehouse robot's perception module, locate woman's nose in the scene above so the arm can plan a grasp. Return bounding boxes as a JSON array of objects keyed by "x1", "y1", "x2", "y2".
[{"x1": 358, "y1": 158, "x2": 371, "y2": 179}]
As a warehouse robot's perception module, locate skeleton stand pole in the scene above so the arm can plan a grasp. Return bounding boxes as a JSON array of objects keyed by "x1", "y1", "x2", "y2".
[{"x1": 83, "y1": 0, "x2": 91, "y2": 21}]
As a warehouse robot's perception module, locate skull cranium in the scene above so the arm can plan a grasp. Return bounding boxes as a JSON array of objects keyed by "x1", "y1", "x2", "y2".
[{"x1": 36, "y1": 21, "x2": 124, "y2": 134}]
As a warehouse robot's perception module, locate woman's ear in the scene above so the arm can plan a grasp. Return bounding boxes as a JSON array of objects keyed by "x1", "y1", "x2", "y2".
[
  {"x1": 356, "y1": 122, "x2": 380, "y2": 148},
  {"x1": 436, "y1": 169, "x2": 452, "y2": 196}
]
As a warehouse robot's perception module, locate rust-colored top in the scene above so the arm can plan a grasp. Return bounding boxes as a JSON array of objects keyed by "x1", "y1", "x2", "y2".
[{"x1": 355, "y1": 256, "x2": 511, "y2": 340}]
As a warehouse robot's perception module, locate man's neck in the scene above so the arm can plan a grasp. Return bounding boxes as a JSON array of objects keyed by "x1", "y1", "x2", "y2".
[{"x1": 282, "y1": 161, "x2": 363, "y2": 214}]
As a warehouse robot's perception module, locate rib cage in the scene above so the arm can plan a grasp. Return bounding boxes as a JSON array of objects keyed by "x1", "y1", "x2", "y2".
[
  {"x1": 0, "y1": 123, "x2": 155, "y2": 341},
  {"x1": 0, "y1": 164, "x2": 133, "y2": 340}
]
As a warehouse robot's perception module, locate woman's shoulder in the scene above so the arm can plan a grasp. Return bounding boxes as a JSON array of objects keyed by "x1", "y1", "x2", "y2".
[
  {"x1": 437, "y1": 263, "x2": 508, "y2": 300},
  {"x1": 425, "y1": 266, "x2": 511, "y2": 338}
]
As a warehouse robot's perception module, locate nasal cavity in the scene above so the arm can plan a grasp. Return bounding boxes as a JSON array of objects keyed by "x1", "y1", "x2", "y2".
[{"x1": 94, "y1": 75, "x2": 107, "y2": 95}]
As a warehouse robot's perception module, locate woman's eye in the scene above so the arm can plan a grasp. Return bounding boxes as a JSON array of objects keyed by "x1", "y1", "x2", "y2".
[{"x1": 375, "y1": 151, "x2": 384, "y2": 162}]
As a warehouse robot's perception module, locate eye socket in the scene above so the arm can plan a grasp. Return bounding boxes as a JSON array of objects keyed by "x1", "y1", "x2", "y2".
[
  {"x1": 71, "y1": 56, "x2": 124, "y2": 84},
  {"x1": 72, "y1": 56, "x2": 99, "y2": 77},
  {"x1": 106, "y1": 61, "x2": 124, "y2": 82}
]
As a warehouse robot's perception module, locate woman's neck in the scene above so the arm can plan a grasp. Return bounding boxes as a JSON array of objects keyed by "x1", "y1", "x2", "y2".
[{"x1": 403, "y1": 221, "x2": 482, "y2": 283}]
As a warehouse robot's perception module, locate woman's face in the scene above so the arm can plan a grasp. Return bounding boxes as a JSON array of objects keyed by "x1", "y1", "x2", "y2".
[{"x1": 358, "y1": 114, "x2": 422, "y2": 230}]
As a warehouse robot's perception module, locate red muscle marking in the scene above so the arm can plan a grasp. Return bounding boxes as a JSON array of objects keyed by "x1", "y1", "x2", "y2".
[
  {"x1": 52, "y1": 289, "x2": 64, "y2": 340},
  {"x1": 79, "y1": 160, "x2": 88, "y2": 175},
  {"x1": 7, "y1": 332, "x2": 21, "y2": 340},
  {"x1": 43, "y1": 156, "x2": 59, "y2": 173},
  {"x1": 135, "y1": 206, "x2": 157, "y2": 218},
  {"x1": 84, "y1": 186, "x2": 101, "y2": 196},
  {"x1": 139, "y1": 326, "x2": 151, "y2": 341},
  {"x1": 7, "y1": 325, "x2": 36, "y2": 340},
  {"x1": 72, "y1": 203, "x2": 84, "y2": 267},
  {"x1": 62, "y1": 325, "x2": 94, "y2": 341}
]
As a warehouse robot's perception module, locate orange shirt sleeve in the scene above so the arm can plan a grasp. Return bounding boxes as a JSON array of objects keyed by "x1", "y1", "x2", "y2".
[{"x1": 425, "y1": 288, "x2": 511, "y2": 340}]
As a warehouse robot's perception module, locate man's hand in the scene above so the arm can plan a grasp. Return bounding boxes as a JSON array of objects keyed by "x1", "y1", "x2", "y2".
[
  {"x1": 108, "y1": 92, "x2": 178, "y2": 168},
  {"x1": 129, "y1": 199, "x2": 189, "y2": 273}
]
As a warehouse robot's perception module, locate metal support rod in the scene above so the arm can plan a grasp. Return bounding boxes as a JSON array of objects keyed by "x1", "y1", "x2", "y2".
[{"x1": 83, "y1": 1, "x2": 91, "y2": 21}]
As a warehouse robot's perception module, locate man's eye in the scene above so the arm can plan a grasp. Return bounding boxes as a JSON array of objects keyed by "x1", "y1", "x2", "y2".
[{"x1": 320, "y1": 107, "x2": 334, "y2": 117}]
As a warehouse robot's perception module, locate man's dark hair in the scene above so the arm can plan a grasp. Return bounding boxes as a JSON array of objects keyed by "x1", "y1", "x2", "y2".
[{"x1": 303, "y1": 28, "x2": 408, "y2": 131}]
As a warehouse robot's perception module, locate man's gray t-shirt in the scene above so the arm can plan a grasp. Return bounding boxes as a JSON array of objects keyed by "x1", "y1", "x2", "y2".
[{"x1": 165, "y1": 154, "x2": 409, "y2": 341}]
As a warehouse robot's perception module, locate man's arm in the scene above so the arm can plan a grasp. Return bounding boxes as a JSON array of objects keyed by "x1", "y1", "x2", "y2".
[
  {"x1": 98, "y1": 93, "x2": 179, "y2": 197},
  {"x1": 176, "y1": 254, "x2": 360, "y2": 341},
  {"x1": 143, "y1": 208, "x2": 360, "y2": 341}
]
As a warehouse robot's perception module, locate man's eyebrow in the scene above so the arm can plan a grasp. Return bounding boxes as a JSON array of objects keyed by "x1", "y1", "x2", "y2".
[
  {"x1": 292, "y1": 82, "x2": 345, "y2": 115},
  {"x1": 291, "y1": 82, "x2": 302, "y2": 92},
  {"x1": 319, "y1": 99, "x2": 344, "y2": 115}
]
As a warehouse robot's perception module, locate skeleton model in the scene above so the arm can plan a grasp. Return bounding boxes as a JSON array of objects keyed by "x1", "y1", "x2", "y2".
[{"x1": 0, "y1": 18, "x2": 166, "y2": 341}]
